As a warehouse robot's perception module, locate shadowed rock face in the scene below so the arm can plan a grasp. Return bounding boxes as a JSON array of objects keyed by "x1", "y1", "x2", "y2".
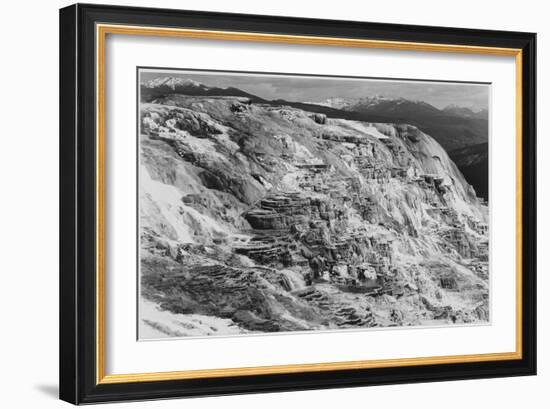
[{"x1": 139, "y1": 94, "x2": 489, "y2": 338}]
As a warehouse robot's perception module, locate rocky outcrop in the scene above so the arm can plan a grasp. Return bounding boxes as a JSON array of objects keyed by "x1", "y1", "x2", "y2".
[{"x1": 139, "y1": 93, "x2": 489, "y2": 337}]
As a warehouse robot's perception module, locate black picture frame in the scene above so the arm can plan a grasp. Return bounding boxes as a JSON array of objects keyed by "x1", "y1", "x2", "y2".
[{"x1": 59, "y1": 3, "x2": 536, "y2": 404}]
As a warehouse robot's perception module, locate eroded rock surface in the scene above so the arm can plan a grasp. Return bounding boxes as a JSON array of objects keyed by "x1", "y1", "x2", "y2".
[{"x1": 139, "y1": 94, "x2": 489, "y2": 337}]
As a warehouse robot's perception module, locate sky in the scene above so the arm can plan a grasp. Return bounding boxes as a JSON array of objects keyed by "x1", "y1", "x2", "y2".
[{"x1": 140, "y1": 69, "x2": 489, "y2": 111}]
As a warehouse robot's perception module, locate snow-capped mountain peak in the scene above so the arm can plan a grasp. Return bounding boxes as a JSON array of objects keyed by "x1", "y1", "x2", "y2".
[
  {"x1": 307, "y1": 95, "x2": 417, "y2": 110},
  {"x1": 143, "y1": 76, "x2": 208, "y2": 90},
  {"x1": 303, "y1": 97, "x2": 357, "y2": 109},
  {"x1": 442, "y1": 104, "x2": 488, "y2": 119}
]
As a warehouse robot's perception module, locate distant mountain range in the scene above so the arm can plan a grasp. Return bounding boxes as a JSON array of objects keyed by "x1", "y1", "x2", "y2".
[
  {"x1": 442, "y1": 104, "x2": 488, "y2": 120},
  {"x1": 141, "y1": 77, "x2": 266, "y2": 102},
  {"x1": 306, "y1": 96, "x2": 488, "y2": 152},
  {"x1": 141, "y1": 77, "x2": 489, "y2": 199},
  {"x1": 310, "y1": 97, "x2": 488, "y2": 120}
]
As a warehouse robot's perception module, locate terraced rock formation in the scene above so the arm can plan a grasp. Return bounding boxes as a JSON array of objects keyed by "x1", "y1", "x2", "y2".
[{"x1": 138, "y1": 85, "x2": 489, "y2": 338}]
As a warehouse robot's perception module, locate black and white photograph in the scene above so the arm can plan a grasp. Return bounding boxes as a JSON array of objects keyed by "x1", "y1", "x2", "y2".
[{"x1": 138, "y1": 69, "x2": 490, "y2": 339}]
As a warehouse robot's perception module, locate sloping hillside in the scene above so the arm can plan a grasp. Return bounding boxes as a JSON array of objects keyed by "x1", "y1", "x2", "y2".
[
  {"x1": 449, "y1": 143, "x2": 489, "y2": 201},
  {"x1": 139, "y1": 93, "x2": 489, "y2": 337}
]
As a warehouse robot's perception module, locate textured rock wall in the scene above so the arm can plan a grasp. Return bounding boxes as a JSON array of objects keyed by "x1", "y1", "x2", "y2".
[{"x1": 139, "y1": 95, "x2": 489, "y2": 338}]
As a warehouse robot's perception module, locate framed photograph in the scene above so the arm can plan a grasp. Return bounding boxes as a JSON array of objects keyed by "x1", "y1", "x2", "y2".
[{"x1": 59, "y1": 3, "x2": 536, "y2": 404}]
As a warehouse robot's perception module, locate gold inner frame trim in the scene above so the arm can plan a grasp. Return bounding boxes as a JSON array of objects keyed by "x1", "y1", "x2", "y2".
[{"x1": 96, "y1": 23, "x2": 523, "y2": 385}]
